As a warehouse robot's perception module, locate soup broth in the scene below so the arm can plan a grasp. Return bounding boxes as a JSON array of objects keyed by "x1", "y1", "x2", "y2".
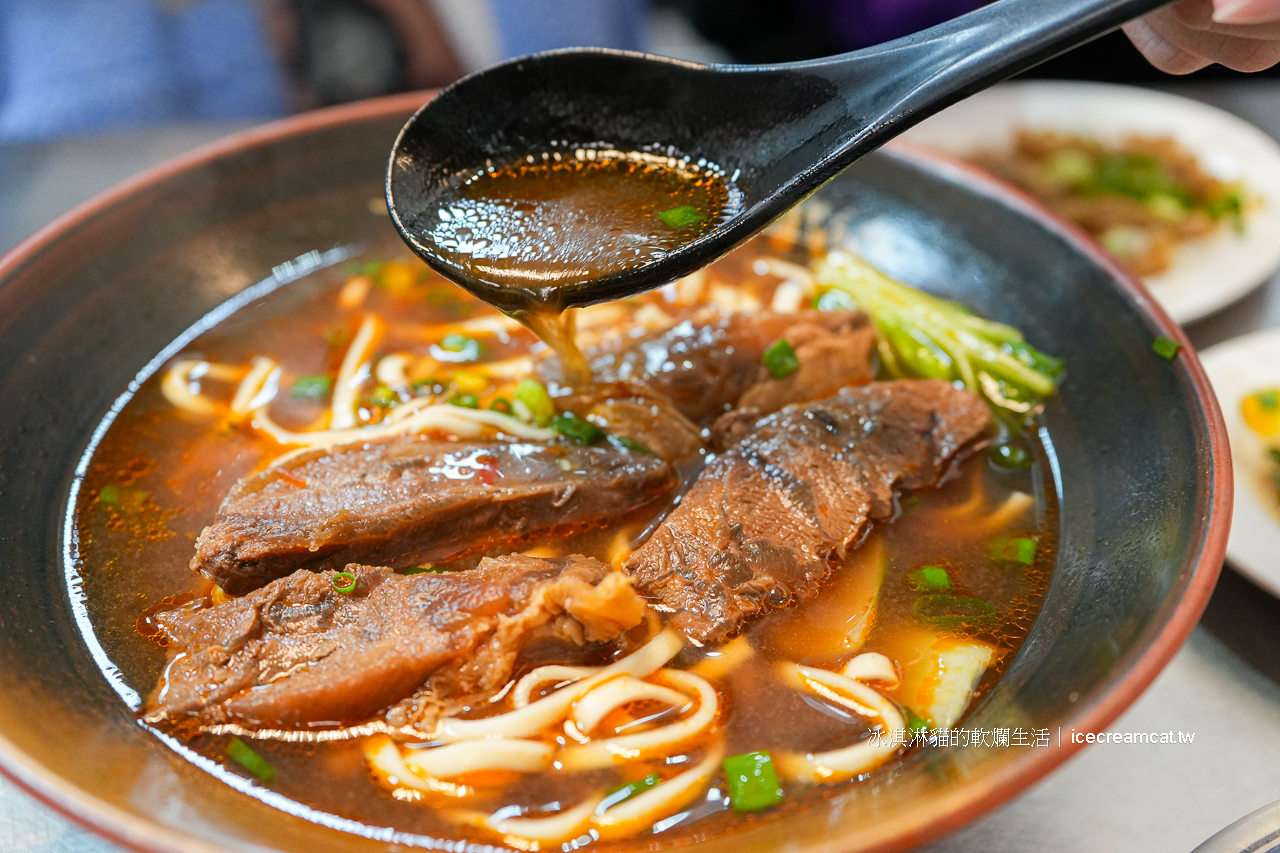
[{"x1": 72, "y1": 221, "x2": 1055, "y2": 849}]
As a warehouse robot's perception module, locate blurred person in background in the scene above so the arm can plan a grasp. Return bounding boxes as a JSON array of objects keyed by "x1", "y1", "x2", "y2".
[{"x1": 1, "y1": 0, "x2": 1278, "y2": 141}]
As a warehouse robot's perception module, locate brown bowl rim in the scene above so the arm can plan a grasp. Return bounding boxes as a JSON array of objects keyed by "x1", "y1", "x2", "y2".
[{"x1": 0, "y1": 92, "x2": 1231, "y2": 853}]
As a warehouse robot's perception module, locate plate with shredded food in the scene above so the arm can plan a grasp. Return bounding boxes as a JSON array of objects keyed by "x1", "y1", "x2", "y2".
[
  {"x1": 906, "y1": 80, "x2": 1280, "y2": 324},
  {"x1": 1202, "y1": 329, "x2": 1280, "y2": 598}
]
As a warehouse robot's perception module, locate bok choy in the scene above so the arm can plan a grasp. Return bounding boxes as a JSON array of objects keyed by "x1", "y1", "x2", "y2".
[{"x1": 814, "y1": 251, "x2": 1063, "y2": 423}]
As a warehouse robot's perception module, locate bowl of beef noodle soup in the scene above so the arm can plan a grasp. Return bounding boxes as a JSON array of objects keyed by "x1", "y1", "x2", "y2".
[{"x1": 0, "y1": 92, "x2": 1228, "y2": 853}]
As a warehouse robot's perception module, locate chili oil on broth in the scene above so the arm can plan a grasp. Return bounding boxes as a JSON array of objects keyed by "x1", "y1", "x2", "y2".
[{"x1": 70, "y1": 230, "x2": 1056, "y2": 848}]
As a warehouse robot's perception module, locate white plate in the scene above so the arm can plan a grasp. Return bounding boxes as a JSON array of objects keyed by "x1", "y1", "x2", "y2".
[
  {"x1": 1201, "y1": 329, "x2": 1280, "y2": 597},
  {"x1": 906, "y1": 80, "x2": 1280, "y2": 325}
]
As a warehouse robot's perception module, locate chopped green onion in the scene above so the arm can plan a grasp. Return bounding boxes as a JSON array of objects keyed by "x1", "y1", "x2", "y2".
[
  {"x1": 448, "y1": 393, "x2": 480, "y2": 409},
  {"x1": 597, "y1": 773, "x2": 662, "y2": 813},
  {"x1": 902, "y1": 706, "x2": 931, "y2": 738},
  {"x1": 906, "y1": 566, "x2": 951, "y2": 593},
  {"x1": 290, "y1": 375, "x2": 332, "y2": 401},
  {"x1": 1260, "y1": 391, "x2": 1279, "y2": 411},
  {"x1": 513, "y1": 379, "x2": 555, "y2": 427},
  {"x1": 814, "y1": 287, "x2": 857, "y2": 312},
  {"x1": 411, "y1": 377, "x2": 444, "y2": 394},
  {"x1": 489, "y1": 397, "x2": 513, "y2": 415},
  {"x1": 439, "y1": 333, "x2": 484, "y2": 361},
  {"x1": 332, "y1": 571, "x2": 357, "y2": 594},
  {"x1": 913, "y1": 594, "x2": 998, "y2": 629},
  {"x1": 551, "y1": 413, "x2": 603, "y2": 445},
  {"x1": 901, "y1": 495, "x2": 921, "y2": 512},
  {"x1": 658, "y1": 205, "x2": 704, "y2": 229},
  {"x1": 359, "y1": 260, "x2": 383, "y2": 277},
  {"x1": 987, "y1": 443, "x2": 1032, "y2": 469},
  {"x1": 97, "y1": 484, "x2": 120, "y2": 505},
  {"x1": 369, "y1": 386, "x2": 399, "y2": 408},
  {"x1": 606, "y1": 434, "x2": 653, "y2": 455},
  {"x1": 723, "y1": 750, "x2": 784, "y2": 813},
  {"x1": 991, "y1": 536, "x2": 1038, "y2": 565},
  {"x1": 815, "y1": 252, "x2": 1063, "y2": 423},
  {"x1": 402, "y1": 566, "x2": 444, "y2": 575},
  {"x1": 1152, "y1": 336, "x2": 1181, "y2": 361},
  {"x1": 762, "y1": 338, "x2": 799, "y2": 379},
  {"x1": 226, "y1": 737, "x2": 276, "y2": 784}
]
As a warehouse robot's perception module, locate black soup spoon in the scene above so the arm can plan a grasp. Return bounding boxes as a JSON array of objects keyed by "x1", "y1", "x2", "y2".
[{"x1": 388, "y1": 0, "x2": 1171, "y2": 314}]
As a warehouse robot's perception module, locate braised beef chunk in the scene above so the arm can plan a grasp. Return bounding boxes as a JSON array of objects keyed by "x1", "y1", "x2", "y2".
[
  {"x1": 193, "y1": 435, "x2": 673, "y2": 595},
  {"x1": 625, "y1": 380, "x2": 991, "y2": 643},
  {"x1": 541, "y1": 310, "x2": 875, "y2": 425},
  {"x1": 145, "y1": 555, "x2": 646, "y2": 731}
]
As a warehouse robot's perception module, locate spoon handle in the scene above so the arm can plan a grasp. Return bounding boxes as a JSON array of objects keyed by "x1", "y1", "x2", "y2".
[{"x1": 799, "y1": 0, "x2": 1174, "y2": 165}]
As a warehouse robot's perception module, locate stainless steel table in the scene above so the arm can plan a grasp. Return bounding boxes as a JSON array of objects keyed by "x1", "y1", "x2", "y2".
[{"x1": 3, "y1": 81, "x2": 1280, "y2": 853}]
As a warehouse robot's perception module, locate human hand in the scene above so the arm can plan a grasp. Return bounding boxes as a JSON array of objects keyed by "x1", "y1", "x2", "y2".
[{"x1": 1125, "y1": 0, "x2": 1280, "y2": 73}]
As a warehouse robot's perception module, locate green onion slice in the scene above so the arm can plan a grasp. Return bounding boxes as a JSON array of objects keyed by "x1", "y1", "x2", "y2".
[
  {"x1": 658, "y1": 205, "x2": 704, "y2": 229},
  {"x1": 990, "y1": 536, "x2": 1037, "y2": 565},
  {"x1": 448, "y1": 393, "x2": 480, "y2": 409},
  {"x1": 1152, "y1": 336, "x2": 1181, "y2": 361},
  {"x1": 723, "y1": 750, "x2": 784, "y2": 813},
  {"x1": 551, "y1": 413, "x2": 603, "y2": 445},
  {"x1": 226, "y1": 737, "x2": 276, "y2": 784},
  {"x1": 762, "y1": 338, "x2": 799, "y2": 379},
  {"x1": 332, "y1": 571, "x2": 357, "y2": 594},
  {"x1": 290, "y1": 375, "x2": 332, "y2": 401},
  {"x1": 914, "y1": 594, "x2": 998, "y2": 630},
  {"x1": 513, "y1": 379, "x2": 555, "y2": 427},
  {"x1": 597, "y1": 773, "x2": 662, "y2": 814},
  {"x1": 906, "y1": 566, "x2": 951, "y2": 593}
]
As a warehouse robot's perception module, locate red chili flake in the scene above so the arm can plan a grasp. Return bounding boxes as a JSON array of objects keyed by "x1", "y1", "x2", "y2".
[
  {"x1": 276, "y1": 469, "x2": 308, "y2": 489},
  {"x1": 477, "y1": 455, "x2": 499, "y2": 486}
]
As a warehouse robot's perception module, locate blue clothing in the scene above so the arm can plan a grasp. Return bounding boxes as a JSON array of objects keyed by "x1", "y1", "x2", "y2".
[
  {"x1": 0, "y1": 0, "x2": 288, "y2": 140},
  {"x1": 488, "y1": 0, "x2": 647, "y2": 59}
]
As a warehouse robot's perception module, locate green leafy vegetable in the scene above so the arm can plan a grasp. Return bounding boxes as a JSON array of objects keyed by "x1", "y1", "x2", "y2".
[
  {"x1": 906, "y1": 566, "x2": 951, "y2": 593},
  {"x1": 290, "y1": 375, "x2": 332, "y2": 401},
  {"x1": 607, "y1": 434, "x2": 653, "y2": 455},
  {"x1": 368, "y1": 386, "x2": 399, "y2": 408},
  {"x1": 762, "y1": 338, "x2": 799, "y2": 379},
  {"x1": 902, "y1": 707, "x2": 931, "y2": 738},
  {"x1": 658, "y1": 205, "x2": 704, "y2": 229},
  {"x1": 551, "y1": 413, "x2": 603, "y2": 445},
  {"x1": 439, "y1": 333, "x2": 484, "y2": 362},
  {"x1": 990, "y1": 536, "x2": 1038, "y2": 565},
  {"x1": 814, "y1": 287, "x2": 857, "y2": 312},
  {"x1": 815, "y1": 252, "x2": 1063, "y2": 422},
  {"x1": 332, "y1": 571, "x2": 357, "y2": 594},
  {"x1": 987, "y1": 443, "x2": 1032, "y2": 469},
  {"x1": 913, "y1": 594, "x2": 998, "y2": 629},
  {"x1": 598, "y1": 773, "x2": 662, "y2": 813},
  {"x1": 1152, "y1": 336, "x2": 1181, "y2": 361},
  {"x1": 448, "y1": 393, "x2": 480, "y2": 409},
  {"x1": 226, "y1": 738, "x2": 276, "y2": 783},
  {"x1": 513, "y1": 379, "x2": 555, "y2": 427},
  {"x1": 723, "y1": 750, "x2": 784, "y2": 813}
]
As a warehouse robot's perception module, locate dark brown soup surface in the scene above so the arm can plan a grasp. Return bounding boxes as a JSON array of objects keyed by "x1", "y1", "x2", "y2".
[
  {"x1": 421, "y1": 149, "x2": 739, "y2": 300},
  {"x1": 69, "y1": 214, "x2": 1057, "y2": 850}
]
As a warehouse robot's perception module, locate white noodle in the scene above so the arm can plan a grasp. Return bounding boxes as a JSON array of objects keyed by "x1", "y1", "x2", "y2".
[
  {"x1": 331, "y1": 314, "x2": 383, "y2": 429},
  {"x1": 593, "y1": 744, "x2": 724, "y2": 841},
  {"x1": 160, "y1": 359, "x2": 243, "y2": 416},
  {"x1": 557, "y1": 670, "x2": 718, "y2": 771},
  {"x1": 229, "y1": 357, "x2": 280, "y2": 416},
  {"x1": 511, "y1": 666, "x2": 599, "y2": 708},
  {"x1": 569, "y1": 676, "x2": 691, "y2": 735},
  {"x1": 431, "y1": 630, "x2": 683, "y2": 742},
  {"x1": 374, "y1": 353, "x2": 410, "y2": 386},
  {"x1": 775, "y1": 663, "x2": 906, "y2": 783},
  {"x1": 402, "y1": 738, "x2": 553, "y2": 778},
  {"x1": 841, "y1": 652, "x2": 899, "y2": 688},
  {"x1": 481, "y1": 794, "x2": 604, "y2": 849}
]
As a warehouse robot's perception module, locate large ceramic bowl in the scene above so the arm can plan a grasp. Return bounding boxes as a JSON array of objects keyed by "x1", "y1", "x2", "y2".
[{"x1": 0, "y1": 92, "x2": 1229, "y2": 853}]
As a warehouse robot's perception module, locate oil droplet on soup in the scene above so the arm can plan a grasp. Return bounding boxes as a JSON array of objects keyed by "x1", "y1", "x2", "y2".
[{"x1": 421, "y1": 149, "x2": 738, "y2": 302}]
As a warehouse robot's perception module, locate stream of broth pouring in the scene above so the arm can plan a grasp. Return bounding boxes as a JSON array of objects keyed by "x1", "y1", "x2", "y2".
[{"x1": 418, "y1": 148, "x2": 739, "y2": 381}]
